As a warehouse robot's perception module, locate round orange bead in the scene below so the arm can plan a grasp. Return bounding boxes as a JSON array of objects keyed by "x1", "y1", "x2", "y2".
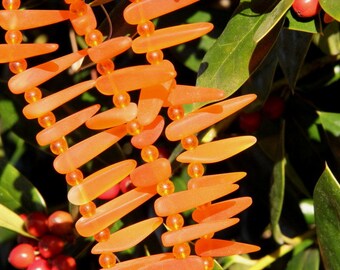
[
  {"x1": 69, "y1": 0, "x2": 87, "y2": 16},
  {"x1": 38, "y1": 112, "x2": 56, "y2": 128},
  {"x1": 24, "y1": 87, "x2": 42, "y2": 103},
  {"x1": 168, "y1": 105, "x2": 184, "y2": 121},
  {"x1": 126, "y1": 119, "x2": 143, "y2": 136},
  {"x1": 137, "y1": 21, "x2": 155, "y2": 37},
  {"x1": 166, "y1": 213, "x2": 184, "y2": 231},
  {"x1": 5, "y1": 30, "x2": 22, "y2": 44},
  {"x1": 187, "y1": 162, "x2": 205, "y2": 178},
  {"x1": 172, "y1": 242, "x2": 191, "y2": 259},
  {"x1": 94, "y1": 228, "x2": 111, "y2": 242},
  {"x1": 65, "y1": 169, "x2": 84, "y2": 186},
  {"x1": 181, "y1": 134, "x2": 198, "y2": 150},
  {"x1": 157, "y1": 179, "x2": 175, "y2": 196},
  {"x1": 146, "y1": 50, "x2": 164, "y2": 65},
  {"x1": 50, "y1": 137, "x2": 68, "y2": 155},
  {"x1": 9, "y1": 59, "x2": 27, "y2": 74},
  {"x1": 79, "y1": 201, "x2": 96, "y2": 217},
  {"x1": 2, "y1": 0, "x2": 20, "y2": 10},
  {"x1": 202, "y1": 256, "x2": 214, "y2": 270},
  {"x1": 141, "y1": 145, "x2": 159, "y2": 162},
  {"x1": 96, "y1": 59, "x2": 115, "y2": 75},
  {"x1": 85, "y1": 29, "x2": 103, "y2": 47},
  {"x1": 113, "y1": 92, "x2": 130, "y2": 108},
  {"x1": 99, "y1": 252, "x2": 116, "y2": 268}
]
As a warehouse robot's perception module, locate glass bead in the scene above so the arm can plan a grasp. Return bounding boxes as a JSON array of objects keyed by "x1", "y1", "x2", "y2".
[
  {"x1": 181, "y1": 134, "x2": 198, "y2": 150},
  {"x1": 146, "y1": 50, "x2": 164, "y2": 65},
  {"x1": 166, "y1": 213, "x2": 184, "y2": 231},
  {"x1": 141, "y1": 145, "x2": 159, "y2": 163},
  {"x1": 94, "y1": 228, "x2": 111, "y2": 242},
  {"x1": 96, "y1": 59, "x2": 115, "y2": 75},
  {"x1": 9, "y1": 59, "x2": 27, "y2": 74},
  {"x1": 66, "y1": 169, "x2": 84, "y2": 186},
  {"x1": 85, "y1": 29, "x2": 104, "y2": 48},
  {"x1": 99, "y1": 252, "x2": 116, "y2": 268},
  {"x1": 168, "y1": 105, "x2": 184, "y2": 121},
  {"x1": 24, "y1": 87, "x2": 42, "y2": 103},
  {"x1": 157, "y1": 179, "x2": 175, "y2": 196},
  {"x1": 172, "y1": 242, "x2": 191, "y2": 259},
  {"x1": 2, "y1": 0, "x2": 20, "y2": 10},
  {"x1": 79, "y1": 201, "x2": 96, "y2": 217},
  {"x1": 69, "y1": 0, "x2": 87, "y2": 16},
  {"x1": 38, "y1": 112, "x2": 56, "y2": 128},
  {"x1": 50, "y1": 137, "x2": 68, "y2": 155},
  {"x1": 5, "y1": 30, "x2": 22, "y2": 44},
  {"x1": 187, "y1": 162, "x2": 205, "y2": 178},
  {"x1": 137, "y1": 21, "x2": 155, "y2": 37},
  {"x1": 113, "y1": 92, "x2": 130, "y2": 108},
  {"x1": 126, "y1": 119, "x2": 143, "y2": 136},
  {"x1": 202, "y1": 256, "x2": 214, "y2": 270}
]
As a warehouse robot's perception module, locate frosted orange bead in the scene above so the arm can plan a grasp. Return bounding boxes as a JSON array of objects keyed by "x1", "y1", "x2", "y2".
[
  {"x1": 99, "y1": 252, "x2": 116, "y2": 268},
  {"x1": 38, "y1": 112, "x2": 56, "y2": 128},
  {"x1": 0, "y1": 44, "x2": 58, "y2": 63},
  {"x1": 95, "y1": 60, "x2": 176, "y2": 95},
  {"x1": 165, "y1": 94, "x2": 257, "y2": 141},
  {"x1": 36, "y1": 105, "x2": 100, "y2": 146},
  {"x1": 123, "y1": 0, "x2": 199, "y2": 25},
  {"x1": 140, "y1": 145, "x2": 159, "y2": 162},
  {"x1": 192, "y1": 197, "x2": 252, "y2": 223},
  {"x1": 88, "y1": 37, "x2": 132, "y2": 63},
  {"x1": 162, "y1": 219, "x2": 239, "y2": 247},
  {"x1": 132, "y1": 23, "x2": 213, "y2": 53},
  {"x1": 126, "y1": 119, "x2": 143, "y2": 136},
  {"x1": 75, "y1": 186, "x2": 157, "y2": 237},
  {"x1": 23, "y1": 80, "x2": 95, "y2": 119},
  {"x1": 195, "y1": 239, "x2": 260, "y2": 257},
  {"x1": 69, "y1": 0, "x2": 87, "y2": 16},
  {"x1": 50, "y1": 137, "x2": 68, "y2": 155},
  {"x1": 53, "y1": 124, "x2": 127, "y2": 174},
  {"x1": 24, "y1": 87, "x2": 42, "y2": 104},
  {"x1": 131, "y1": 116, "x2": 164, "y2": 149},
  {"x1": 94, "y1": 228, "x2": 111, "y2": 242},
  {"x1": 96, "y1": 59, "x2": 115, "y2": 75},
  {"x1": 138, "y1": 256, "x2": 205, "y2": 270},
  {"x1": 137, "y1": 21, "x2": 155, "y2": 36},
  {"x1": 172, "y1": 242, "x2": 190, "y2": 259},
  {"x1": 92, "y1": 217, "x2": 163, "y2": 253},
  {"x1": 130, "y1": 158, "x2": 171, "y2": 187},
  {"x1": 85, "y1": 29, "x2": 103, "y2": 47},
  {"x1": 2, "y1": 0, "x2": 20, "y2": 10},
  {"x1": 177, "y1": 136, "x2": 256, "y2": 163},
  {"x1": 8, "y1": 59, "x2": 27, "y2": 74},
  {"x1": 157, "y1": 179, "x2": 175, "y2": 196},
  {"x1": 168, "y1": 85, "x2": 225, "y2": 106},
  {"x1": 0, "y1": 10, "x2": 70, "y2": 30},
  {"x1": 154, "y1": 183, "x2": 239, "y2": 217},
  {"x1": 187, "y1": 172, "x2": 246, "y2": 189},
  {"x1": 66, "y1": 169, "x2": 84, "y2": 186},
  {"x1": 79, "y1": 201, "x2": 96, "y2": 217},
  {"x1": 146, "y1": 50, "x2": 164, "y2": 65},
  {"x1": 86, "y1": 103, "x2": 137, "y2": 130},
  {"x1": 68, "y1": 159, "x2": 137, "y2": 205},
  {"x1": 166, "y1": 213, "x2": 184, "y2": 231},
  {"x1": 5, "y1": 30, "x2": 22, "y2": 44},
  {"x1": 181, "y1": 135, "x2": 198, "y2": 150},
  {"x1": 167, "y1": 105, "x2": 184, "y2": 121},
  {"x1": 187, "y1": 162, "x2": 205, "y2": 178},
  {"x1": 9, "y1": 50, "x2": 88, "y2": 94},
  {"x1": 69, "y1": 4, "x2": 97, "y2": 36},
  {"x1": 113, "y1": 92, "x2": 131, "y2": 108}
]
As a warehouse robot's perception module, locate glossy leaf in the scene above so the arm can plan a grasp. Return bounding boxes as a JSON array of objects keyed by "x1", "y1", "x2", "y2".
[
  {"x1": 285, "y1": 9, "x2": 320, "y2": 34},
  {"x1": 319, "y1": 0, "x2": 340, "y2": 21},
  {"x1": 318, "y1": 111, "x2": 340, "y2": 137},
  {"x1": 314, "y1": 165, "x2": 340, "y2": 270},
  {"x1": 314, "y1": 21, "x2": 340, "y2": 56},
  {"x1": 286, "y1": 248, "x2": 320, "y2": 270}
]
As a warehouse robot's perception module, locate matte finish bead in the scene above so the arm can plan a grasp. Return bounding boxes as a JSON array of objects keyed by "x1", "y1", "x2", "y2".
[
  {"x1": 187, "y1": 172, "x2": 246, "y2": 189},
  {"x1": 92, "y1": 217, "x2": 163, "y2": 253},
  {"x1": 131, "y1": 115, "x2": 164, "y2": 149},
  {"x1": 75, "y1": 186, "x2": 157, "y2": 237},
  {"x1": 36, "y1": 105, "x2": 100, "y2": 146},
  {"x1": 130, "y1": 158, "x2": 171, "y2": 187},
  {"x1": 177, "y1": 136, "x2": 256, "y2": 164},
  {"x1": 0, "y1": 10, "x2": 70, "y2": 30},
  {"x1": 95, "y1": 60, "x2": 176, "y2": 95},
  {"x1": 165, "y1": 94, "x2": 257, "y2": 141},
  {"x1": 124, "y1": 0, "x2": 199, "y2": 24},
  {"x1": 195, "y1": 239, "x2": 260, "y2": 257},
  {"x1": 154, "y1": 183, "x2": 239, "y2": 217},
  {"x1": 86, "y1": 103, "x2": 138, "y2": 130},
  {"x1": 23, "y1": 80, "x2": 96, "y2": 119},
  {"x1": 70, "y1": 4, "x2": 97, "y2": 36},
  {"x1": 161, "y1": 219, "x2": 239, "y2": 247},
  {"x1": 192, "y1": 197, "x2": 252, "y2": 223},
  {"x1": 139, "y1": 256, "x2": 205, "y2": 270},
  {"x1": 132, "y1": 23, "x2": 213, "y2": 53},
  {"x1": 53, "y1": 125, "x2": 126, "y2": 174},
  {"x1": 88, "y1": 37, "x2": 132, "y2": 63},
  {"x1": 68, "y1": 159, "x2": 137, "y2": 205},
  {"x1": 8, "y1": 50, "x2": 88, "y2": 94},
  {"x1": 0, "y1": 44, "x2": 58, "y2": 63}
]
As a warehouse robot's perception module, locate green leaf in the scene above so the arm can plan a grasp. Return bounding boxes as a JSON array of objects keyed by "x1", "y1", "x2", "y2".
[
  {"x1": 285, "y1": 9, "x2": 320, "y2": 33},
  {"x1": 319, "y1": 0, "x2": 340, "y2": 21},
  {"x1": 0, "y1": 98, "x2": 19, "y2": 133},
  {"x1": 314, "y1": 166, "x2": 340, "y2": 270},
  {"x1": 287, "y1": 248, "x2": 320, "y2": 270},
  {"x1": 318, "y1": 111, "x2": 340, "y2": 137},
  {"x1": 314, "y1": 21, "x2": 340, "y2": 56}
]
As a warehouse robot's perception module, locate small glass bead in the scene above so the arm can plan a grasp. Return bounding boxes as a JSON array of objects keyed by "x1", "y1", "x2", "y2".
[
  {"x1": 137, "y1": 21, "x2": 155, "y2": 37},
  {"x1": 157, "y1": 179, "x2": 175, "y2": 196},
  {"x1": 2, "y1": 0, "x2": 20, "y2": 10},
  {"x1": 187, "y1": 162, "x2": 205, "y2": 178},
  {"x1": 38, "y1": 112, "x2": 56, "y2": 128},
  {"x1": 24, "y1": 87, "x2": 42, "y2": 103},
  {"x1": 94, "y1": 228, "x2": 111, "y2": 242},
  {"x1": 5, "y1": 30, "x2": 22, "y2": 44},
  {"x1": 141, "y1": 145, "x2": 159, "y2": 162},
  {"x1": 172, "y1": 242, "x2": 191, "y2": 259},
  {"x1": 66, "y1": 169, "x2": 84, "y2": 186},
  {"x1": 79, "y1": 201, "x2": 96, "y2": 217},
  {"x1": 166, "y1": 213, "x2": 184, "y2": 231},
  {"x1": 202, "y1": 256, "x2": 214, "y2": 270},
  {"x1": 113, "y1": 92, "x2": 130, "y2": 108},
  {"x1": 99, "y1": 252, "x2": 116, "y2": 268},
  {"x1": 9, "y1": 59, "x2": 27, "y2": 74},
  {"x1": 50, "y1": 137, "x2": 68, "y2": 155},
  {"x1": 181, "y1": 135, "x2": 199, "y2": 150},
  {"x1": 96, "y1": 59, "x2": 115, "y2": 75},
  {"x1": 69, "y1": 0, "x2": 87, "y2": 16},
  {"x1": 168, "y1": 105, "x2": 184, "y2": 121},
  {"x1": 146, "y1": 50, "x2": 164, "y2": 65},
  {"x1": 85, "y1": 29, "x2": 103, "y2": 47},
  {"x1": 126, "y1": 119, "x2": 143, "y2": 136}
]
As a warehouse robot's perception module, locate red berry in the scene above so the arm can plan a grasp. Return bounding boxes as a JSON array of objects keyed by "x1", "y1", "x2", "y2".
[
  {"x1": 239, "y1": 111, "x2": 262, "y2": 133},
  {"x1": 119, "y1": 176, "x2": 135, "y2": 193},
  {"x1": 51, "y1": 255, "x2": 76, "y2": 270},
  {"x1": 27, "y1": 258, "x2": 51, "y2": 270},
  {"x1": 25, "y1": 212, "x2": 49, "y2": 237},
  {"x1": 38, "y1": 235, "x2": 64, "y2": 259},
  {"x1": 263, "y1": 96, "x2": 285, "y2": 120},
  {"x1": 47, "y1": 211, "x2": 73, "y2": 236},
  {"x1": 8, "y1": 243, "x2": 35, "y2": 269},
  {"x1": 98, "y1": 184, "x2": 120, "y2": 200},
  {"x1": 292, "y1": 0, "x2": 320, "y2": 18}
]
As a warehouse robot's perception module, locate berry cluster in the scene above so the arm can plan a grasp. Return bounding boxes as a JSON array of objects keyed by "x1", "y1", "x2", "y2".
[{"x1": 8, "y1": 211, "x2": 76, "y2": 270}]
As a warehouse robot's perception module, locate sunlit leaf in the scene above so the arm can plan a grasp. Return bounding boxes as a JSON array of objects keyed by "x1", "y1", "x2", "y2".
[
  {"x1": 285, "y1": 9, "x2": 320, "y2": 33},
  {"x1": 287, "y1": 248, "x2": 320, "y2": 270},
  {"x1": 319, "y1": 0, "x2": 340, "y2": 21},
  {"x1": 314, "y1": 21, "x2": 340, "y2": 56},
  {"x1": 318, "y1": 111, "x2": 340, "y2": 137}
]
